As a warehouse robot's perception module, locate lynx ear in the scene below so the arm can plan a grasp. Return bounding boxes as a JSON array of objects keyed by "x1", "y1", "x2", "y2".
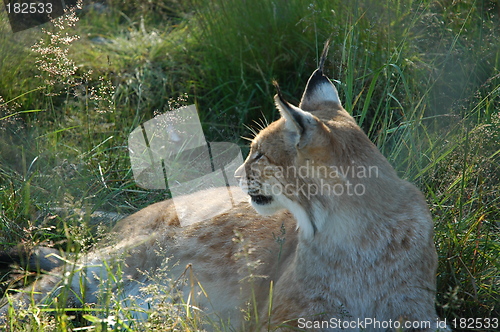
[
  {"x1": 274, "y1": 90, "x2": 316, "y2": 149},
  {"x1": 299, "y1": 40, "x2": 341, "y2": 111}
]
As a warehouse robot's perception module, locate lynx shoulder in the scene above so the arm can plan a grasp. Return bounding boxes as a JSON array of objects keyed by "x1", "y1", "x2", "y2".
[{"x1": 1, "y1": 45, "x2": 446, "y2": 331}]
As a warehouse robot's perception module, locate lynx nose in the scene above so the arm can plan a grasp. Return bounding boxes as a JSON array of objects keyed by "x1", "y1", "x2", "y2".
[{"x1": 234, "y1": 163, "x2": 245, "y2": 180}]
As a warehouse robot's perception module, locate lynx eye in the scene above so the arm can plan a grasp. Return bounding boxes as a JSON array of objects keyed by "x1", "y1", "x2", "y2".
[{"x1": 253, "y1": 152, "x2": 264, "y2": 160}]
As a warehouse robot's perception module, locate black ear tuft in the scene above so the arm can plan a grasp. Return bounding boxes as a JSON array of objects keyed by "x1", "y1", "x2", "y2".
[
  {"x1": 272, "y1": 80, "x2": 283, "y2": 98},
  {"x1": 318, "y1": 39, "x2": 331, "y2": 74}
]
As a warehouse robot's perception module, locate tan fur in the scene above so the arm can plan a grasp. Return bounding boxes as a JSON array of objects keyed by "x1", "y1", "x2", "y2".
[{"x1": 1, "y1": 51, "x2": 446, "y2": 331}]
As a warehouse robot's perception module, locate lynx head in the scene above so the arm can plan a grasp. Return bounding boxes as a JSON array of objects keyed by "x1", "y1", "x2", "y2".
[{"x1": 234, "y1": 45, "x2": 400, "y2": 239}]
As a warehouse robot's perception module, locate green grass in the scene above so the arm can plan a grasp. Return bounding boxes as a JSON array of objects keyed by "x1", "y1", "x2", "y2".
[{"x1": 0, "y1": 0, "x2": 499, "y2": 330}]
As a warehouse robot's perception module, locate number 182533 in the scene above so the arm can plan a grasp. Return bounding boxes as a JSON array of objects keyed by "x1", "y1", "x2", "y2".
[{"x1": 5, "y1": 2, "x2": 53, "y2": 14}]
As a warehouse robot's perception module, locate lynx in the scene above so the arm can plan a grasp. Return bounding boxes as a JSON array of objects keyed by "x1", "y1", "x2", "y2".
[{"x1": 1, "y1": 44, "x2": 445, "y2": 331}]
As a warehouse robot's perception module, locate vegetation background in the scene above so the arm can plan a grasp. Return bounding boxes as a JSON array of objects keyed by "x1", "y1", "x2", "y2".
[{"x1": 0, "y1": 0, "x2": 498, "y2": 330}]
